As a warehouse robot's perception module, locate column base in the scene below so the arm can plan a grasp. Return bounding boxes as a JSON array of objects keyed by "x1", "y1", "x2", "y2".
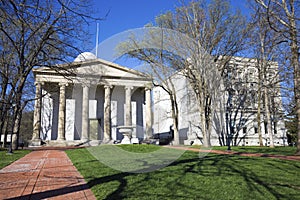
[
  {"x1": 29, "y1": 139, "x2": 42, "y2": 147},
  {"x1": 80, "y1": 138, "x2": 88, "y2": 143},
  {"x1": 131, "y1": 137, "x2": 139, "y2": 144},
  {"x1": 102, "y1": 138, "x2": 113, "y2": 144}
]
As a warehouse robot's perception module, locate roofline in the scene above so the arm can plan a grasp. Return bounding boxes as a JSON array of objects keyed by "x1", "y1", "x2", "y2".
[{"x1": 33, "y1": 58, "x2": 151, "y2": 79}]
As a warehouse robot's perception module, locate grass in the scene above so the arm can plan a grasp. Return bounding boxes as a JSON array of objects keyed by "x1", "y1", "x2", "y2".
[
  {"x1": 66, "y1": 145, "x2": 300, "y2": 200},
  {"x1": 116, "y1": 144, "x2": 162, "y2": 152},
  {"x1": 207, "y1": 146, "x2": 297, "y2": 156},
  {"x1": 0, "y1": 148, "x2": 31, "y2": 169}
]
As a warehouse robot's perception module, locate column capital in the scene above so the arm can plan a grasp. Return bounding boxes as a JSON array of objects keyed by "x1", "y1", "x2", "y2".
[
  {"x1": 59, "y1": 82, "x2": 69, "y2": 87},
  {"x1": 124, "y1": 85, "x2": 134, "y2": 90},
  {"x1": 104, "y1": 85, "x2": 114, "y2": 90},
  {"x1": 81, "y1": 82, "x2": 91, "y2": 88},
  {"x1": 34, "y1": 81, "x2": 44, "y2": 86},
  {"x1": 144, "y1": 82, "x2": 152, "y2": 90},
  {"x1": 145, "y1": 87, "x2": 152, "y2": 91}
]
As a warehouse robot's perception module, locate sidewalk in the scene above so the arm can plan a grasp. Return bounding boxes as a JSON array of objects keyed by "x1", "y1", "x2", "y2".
[
  {"x1": 0, "y1": 150, "x2": 96, "y2": 200},
  {"x1": 166, "y1": 146, "x2": 300, "y2": 161}
]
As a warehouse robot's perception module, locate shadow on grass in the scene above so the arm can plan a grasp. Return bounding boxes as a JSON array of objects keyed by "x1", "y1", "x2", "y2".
[
  {"x1": 11, "y1": 149, "x2": 298, "y2": 200},
  {"x1": 6, "y1": 184, "x2": 92, "y2": 200},
  {"x1": 88, "y1": 172, "x2": 130, "y2": 199},
  {"x1": 83, "y1": 153, "x2": 299, "y2": 199}
]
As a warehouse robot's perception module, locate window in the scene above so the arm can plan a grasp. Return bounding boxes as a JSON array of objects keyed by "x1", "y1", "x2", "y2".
[
  {"x1": 243, "y1": 127, "x2": 247, "y2": 134},
  {"x1": 273, "y1": 121, "x2": 277, "y2": 134},
  {"x1": 264, "y1": 121, "x2": 268, "y2": 134},
  {"x1": 237, "y1": 70, "x2": 243, "y2": 82},
  {"x1": 247, "y1": 67, "x2": 256, "y2": 82},
  {"x1": 227, "y1": 69, "x2": 232, "y2": 80}
]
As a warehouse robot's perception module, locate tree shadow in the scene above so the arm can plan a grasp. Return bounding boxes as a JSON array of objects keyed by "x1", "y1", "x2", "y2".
[
  {"x1": 14, "y1": 151, "x2": 298, "y2": 199},
  {"x1": 95, "y1": 153, "x2": 299, "y2": 199},
  {"x1": 6, "y1": 183, "x2": 92, "y2": 200}
]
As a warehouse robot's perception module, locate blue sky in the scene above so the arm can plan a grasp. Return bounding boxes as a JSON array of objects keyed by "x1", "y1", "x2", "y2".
[
  {"x1": 88, "y1": 0, "x2": 250, "y2": 51},
  {"x1": 90, "y1": 0, "x2": 181, "y2": 44}
]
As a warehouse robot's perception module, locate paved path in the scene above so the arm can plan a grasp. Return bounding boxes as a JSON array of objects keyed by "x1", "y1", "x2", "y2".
[
  {"x1": 166, "y1": 146, "x2": 300, "y2": 161},
  {"x1": 0, "y1": 150, "x2": 96, "y2": 200}
]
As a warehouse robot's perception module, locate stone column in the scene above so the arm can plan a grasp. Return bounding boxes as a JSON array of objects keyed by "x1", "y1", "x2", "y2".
[
  {"x1": 145, "y1": 88, "x2": 153, "y2": 139},
  {"x1": 103, "y1": 85, "x2": 112, "y2": 141},
  {"x1": 57, "y1": 83, "x2": 68, "y2": 140},
  {"x1": 81, "y1": 85, "x2": 89, "y2": 141},
  {"x1": 125, "y1": 86, "x2": 133, "y2": 126},
  {"x1": 32, "y1": 82, "x2": 43, "y2": 143}
]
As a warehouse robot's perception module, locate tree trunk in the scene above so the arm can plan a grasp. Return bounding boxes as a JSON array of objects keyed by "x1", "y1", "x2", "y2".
[
  {"x1": 172, "y1": 119, "x2": 180, "y2": 145},
  {"x1": 225, "y1": 110, "x2": 231, "y2": 149},
  {"x1": 170, "y1": 93, "x2": 180, "y2": 145},
  {"x1": 171, "y1": 105, "x2": 180, "y2": 145},
  {"x1": 0, "y1": 104, "x2": 8, "y2": 148},
  {"x1": 264, "y1": 87, "x2": 274, "y2": 148},
  {"x1": 289, "y1": 18, "x2": 300, "y2": 155},
  {"x1": 296, "y1": 97, "x2": 300, "y2": 154},
  {"x1": 293, "y1": 52, "x2": 300, "y2": 154},
  {"x1": 200, "y1": 108, "x2": 211, "y2": 147},
  {"x1": 1, "y1": 120, "x2": 8, "y2": 148},
  {"x1": 259, "y1": 24, "x2": 274, "y2": 148},
  {"x1": 12, "y1": 108, "x2": 22, "y2": 150},
  {"x1": 257, "y1": 68, "x2": 263, "y2": 146}
]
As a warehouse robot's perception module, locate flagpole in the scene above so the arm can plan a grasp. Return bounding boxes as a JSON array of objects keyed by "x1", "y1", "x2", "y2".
[{"x1": 96, "y1": 23, "x2": 99, "y2": 57}]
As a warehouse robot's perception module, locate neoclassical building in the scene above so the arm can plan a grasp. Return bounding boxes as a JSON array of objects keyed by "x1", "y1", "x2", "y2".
[
  {"x1": 31, "y1": 53, "x2": 153, "y2": 146},
  {"x1": 31, "y1": 54, "x2": 287, "y2": 147},
  {"x1": 152, "y1": 56, "x2": 287, "y2": 146}
]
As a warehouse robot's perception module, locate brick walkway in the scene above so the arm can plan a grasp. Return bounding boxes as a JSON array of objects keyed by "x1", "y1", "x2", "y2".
[
  {"x1": 166, "y1": 146, "x2": 300, "y2": 161},
  {"x1": 0, "y1": 150, "x2": 96, "y2": 200}
]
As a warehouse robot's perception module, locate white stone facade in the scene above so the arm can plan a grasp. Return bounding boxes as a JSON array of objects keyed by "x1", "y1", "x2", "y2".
[
  {"x1": 32, "y1": 55, "x2": 287, "y2": 146},
  {"x1": 31, "y1": 56, "x2": 153, "y2": 146},
  {"x1": 152, "y1": 57, "x2": 287, "y2": 146}
]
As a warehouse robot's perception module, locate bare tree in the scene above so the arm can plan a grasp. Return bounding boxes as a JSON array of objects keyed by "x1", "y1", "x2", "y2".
[
  {"x1": 118, "y1": 0, "x2": 248, "y2": 147},
  {"x1": 249, "y1": 3, "x2": 285, "y2": 147},
  {"x1": 118, "y1": 28, "x2": 182, "y2": 145},
  {"x1": 176, "y1": 0, "x2": 249, "y2": 147},
  {"x1": 255, "y1": 0, "x2": 300, "y2": 153},
  {"x1": 251, "y1": 5, "x2": 276, "y2": 147},
  {"x1": 0, "y1": 0, "x2": 101, "y2": 149},
  {"x1": 223, "y1": 61, "x2": 256, "y2": 149}
]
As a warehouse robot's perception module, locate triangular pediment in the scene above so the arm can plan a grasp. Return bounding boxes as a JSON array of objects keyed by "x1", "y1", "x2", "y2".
[
  {"x1": 74, "y1": 58, "x2": 148, "y2": 80},
  {"x1": 33, "y1": 58, "x2": 151, "y2": 81}
]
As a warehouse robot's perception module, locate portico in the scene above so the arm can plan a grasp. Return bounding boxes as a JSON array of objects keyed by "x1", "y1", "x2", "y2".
[{"x1": 31, "y1": 53, "x2": 153, "y2": 146}]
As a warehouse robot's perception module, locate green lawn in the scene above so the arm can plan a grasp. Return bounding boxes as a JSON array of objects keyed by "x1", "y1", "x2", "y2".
[
  {"x1": 0, "y1": 149, "x2": 31, "y2": 169},
  {"x1": 209, "y1": 146, "x2": 297, "y2": 156},
  {"x1": 66, "y1": 145, "x2": 300, "y2": 200}
]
